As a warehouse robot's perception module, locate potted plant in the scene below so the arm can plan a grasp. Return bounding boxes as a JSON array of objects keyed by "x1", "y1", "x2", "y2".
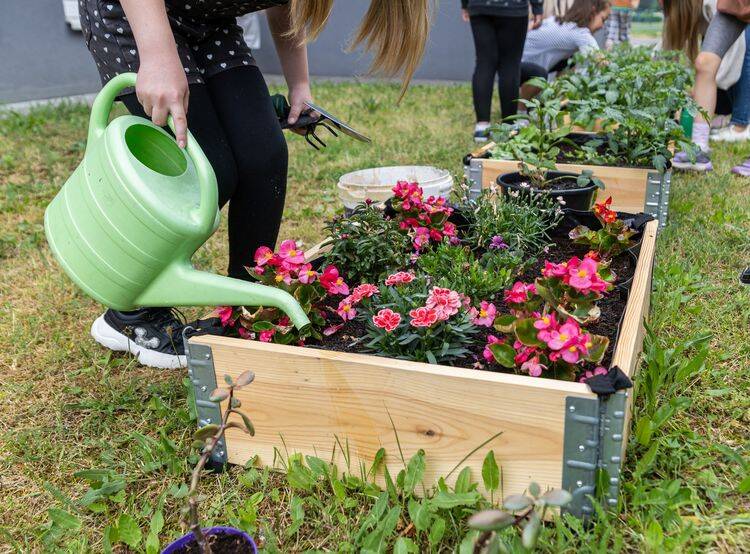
[
  {"x1": 497, "y1": 160, "x2": 604, "y2": 211},
  {"x1": 162, "y1": 370, "x2": 258, "y2": 554}
]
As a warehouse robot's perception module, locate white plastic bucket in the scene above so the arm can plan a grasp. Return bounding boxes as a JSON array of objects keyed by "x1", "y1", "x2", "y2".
[{"x1": 337, "y1": 166, "x2": 454, "y2": 211}]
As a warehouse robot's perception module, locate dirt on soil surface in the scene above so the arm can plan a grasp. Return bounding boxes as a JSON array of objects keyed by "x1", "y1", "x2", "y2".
[
  {"x1": 308, "y1": 229, "x2": 637, "y2": 378},
  {"x1": 177, "y1": 532, "x2": 255, "y2": 554}
]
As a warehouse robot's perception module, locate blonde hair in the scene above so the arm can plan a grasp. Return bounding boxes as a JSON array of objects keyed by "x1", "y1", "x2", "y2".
[
  {"x1": 662, "y1": 0, "x2": 703, "y2": 62},
  {"x1": 287, "y1": 0, "x2": 434, "y2": 96}
]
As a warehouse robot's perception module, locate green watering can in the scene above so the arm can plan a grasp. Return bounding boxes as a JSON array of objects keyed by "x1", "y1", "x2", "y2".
[{"x1": 44, "y1": 72, "x2": 310, "y2": 329}]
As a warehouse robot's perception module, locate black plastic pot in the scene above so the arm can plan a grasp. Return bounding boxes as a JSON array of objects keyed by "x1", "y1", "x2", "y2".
[{"x1": 497, "y1": 170, "x2": 599, "y2": 211}]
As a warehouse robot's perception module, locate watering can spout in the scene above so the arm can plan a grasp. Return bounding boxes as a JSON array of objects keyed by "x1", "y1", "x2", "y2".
[{"x1": 136, "y1": 262, "x2": 311, "y2": 330}]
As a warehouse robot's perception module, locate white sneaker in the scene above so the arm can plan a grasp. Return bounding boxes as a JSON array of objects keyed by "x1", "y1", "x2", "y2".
[{"x1": 711, "y1": 125, "x2": 750, "y2": 143}]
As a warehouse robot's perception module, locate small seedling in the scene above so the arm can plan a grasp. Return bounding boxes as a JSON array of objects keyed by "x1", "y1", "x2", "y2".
[
  {"x1": 183, "y1": 370, "x2": 256, "y2": 553},
  {"x1": 468, "y1": 482, "x2": 572, "y2": 553}
]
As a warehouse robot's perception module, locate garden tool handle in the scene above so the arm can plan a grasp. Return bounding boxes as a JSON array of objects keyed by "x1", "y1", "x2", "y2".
[{"x1": 87, "y1": 72, "x2": 218, "y2": 235}]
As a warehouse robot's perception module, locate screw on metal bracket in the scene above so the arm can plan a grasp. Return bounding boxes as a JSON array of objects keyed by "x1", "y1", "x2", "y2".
[
  {"x1": 562, "y1": 396, "x2": 600, "y2": 518},
  {"x1": 598, "y1": 392, "x2": 628, "y2": 509}
]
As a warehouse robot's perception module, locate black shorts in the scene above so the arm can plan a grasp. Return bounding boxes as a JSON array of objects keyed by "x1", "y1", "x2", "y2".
[{"x1": 78, "y1": 0, "x2": 289, "y2": 85}]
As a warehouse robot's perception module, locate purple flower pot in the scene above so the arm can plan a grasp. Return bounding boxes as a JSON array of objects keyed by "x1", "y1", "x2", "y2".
[{"x1": 161, "y1": 526, "x2": 257, "y2": 554}]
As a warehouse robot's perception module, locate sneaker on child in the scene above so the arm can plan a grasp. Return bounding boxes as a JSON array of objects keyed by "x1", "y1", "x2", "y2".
[
  {"x1": 672, "y1": 150, "x2": 714, "y2": 172},
  {"x1": 712, "y1": 125, "x2": 750, "y2": 142},
  {"x1": 91, "y1": 308, "x2": 187, "y2": 369}
]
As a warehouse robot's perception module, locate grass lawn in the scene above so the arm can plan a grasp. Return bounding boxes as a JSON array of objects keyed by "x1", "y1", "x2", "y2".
[{"x1": 1, "y1": 81, "x2": 748, "y2": 553}]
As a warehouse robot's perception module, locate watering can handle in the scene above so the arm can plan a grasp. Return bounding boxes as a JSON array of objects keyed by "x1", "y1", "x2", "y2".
[{"x1": 87, "y1": 72, "x2": 218, "y2": 235}]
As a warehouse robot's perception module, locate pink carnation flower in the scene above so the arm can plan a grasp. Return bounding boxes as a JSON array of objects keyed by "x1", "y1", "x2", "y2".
[
  {"x1": 426, "y1": 287, "x2": 461, "y2": 321},
  {"x1": 351, "y1": 284, "x2": 379, "y2": 302},
  {"x1": 409, "y1": 307, "x2": 438, "y2": 328},
  {"x1": 373, "y1": 308, "x2": 401, "y2": 332},
  {"x1": 385, "y1": 271, "x2": 415, "y2": 286}
]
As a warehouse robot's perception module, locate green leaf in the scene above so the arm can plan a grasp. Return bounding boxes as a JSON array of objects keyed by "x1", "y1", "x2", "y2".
[
  {"x1": 489, "y1": 343, "x2": 516, "y2": 368},
  {"x1": 48, "y1": 508, "x2": 81, "y2": 531},
  {"x1": 454, "y1": 466, "x2": 472, "y2": 494},
  {"x1": 305, "y1": 455, "x2": 330, "y2": 479},
  {"x1": 407, "y1": 498, "x2": 431, "y2": 532},
  {"x1": 528, "y1": 481, "x2": 541, "y2": 499},
  {"x1": 515, "y1": 318, "x2": 544, "y2": 347},
  {"x1": 428, "y1": 517, "x2": 446, "y2": 545},
  {"x1": 116, "y1": 514, "x2": 142, "y2": 548},
  {"x1": 584, "y1": 334, "x2": 609, "y2": 364},
  {"x1": 430, "y1": 490, "x2": 481, "y2": 509},
  {"x1": 468, "y1": 509, "x2": 514, "y2": 531},
  {"x1": 232, "y1": 409, "x2": 256, "y2": 436},
  {"x1": 252, "y1": 320, "x2": 276, "y2": 332},
  {"x1": 394, "y1": 537, "x2": 418, "y2": 554},
  {"x1": 493, "y1": 314, "x2": 516, "y2": 333},
  {"x1": 403, "y1": 450, "x2": 426, "y2": 496},
  {"x1": 481, "y1": 451, "x2": 500, "y2": 493},
  {"x1": 193, "y1": 424, "x2": 220, "y2": 441},
  {"x1": 738, "y1": 474, "x2": 750, "y2": 494},
  {"x1": 145, "y1": 532, "x2": 160, "y2": 554}
]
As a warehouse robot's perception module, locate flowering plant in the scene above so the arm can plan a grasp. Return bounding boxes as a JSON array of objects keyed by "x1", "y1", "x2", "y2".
[
  {"x1": 534, "y1": 254, "x2": 615, "y2": 323},
  {"x1": 568, "y1": 197, "x2": 637, "y2": 259},
  {"x1": 218, "y1": 240, "x2": 351, "y2": 344},
  {"x1": 358, "y1": 274, "x2": 477, "y2": 365},
  {"x1": 390, "y1": 181, "x2": 456, "y2": 251}
]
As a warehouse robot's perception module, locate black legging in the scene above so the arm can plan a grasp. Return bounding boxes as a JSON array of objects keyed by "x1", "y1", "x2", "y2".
[
  {"x1": 469, "y1": 14, "x2": 529, "y2": 122},
  {"x1": 121, "y1": 65, "x2": 288, "y2": 281}
]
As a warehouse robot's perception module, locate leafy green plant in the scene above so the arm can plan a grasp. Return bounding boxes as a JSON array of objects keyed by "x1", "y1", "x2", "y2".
[
  {"x1": 322, "y1": 202, "x2": 412, "y2": 284},
  {"x1": 455, "y1": 184, "x2": 561, "y2": 259},
  {"x1": 416, "y1": 242, "x2": 522, "y2": 302},
  {"x1": 569, "y1": 197, "x2": 637, "y2": 259},
  {"x1": 516, "y1": 162, "x2": 605, "y2": 191},
  {"x1": 185, "y1": 370, "x2": 257, "y2": 553},
  {"x1": 467, "y1": 482, "x2": 572, "y2": 553}
]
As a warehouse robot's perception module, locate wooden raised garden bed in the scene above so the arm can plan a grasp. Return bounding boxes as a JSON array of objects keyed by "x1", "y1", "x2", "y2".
[
  {"x1": 186, "y1": 220, "x2": 658, "y2": 519},
  {"x1": 464, "y1": 143, "x2": 670, "y2": 228}
]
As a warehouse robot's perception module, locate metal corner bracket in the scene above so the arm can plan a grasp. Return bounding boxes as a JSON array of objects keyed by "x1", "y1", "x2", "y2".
[
  {"x1": 185, "y1": 338, "x2": 228, "y2": 466},
  {"x1": 464, "y1": 158, "x2": 484, "y2": 199},
  {"x1": 645, "y1": 170, "x2": 670, "y2": 229},
  {"x1": 562, "y1": 391, "x2": 629, "y2": 519}
]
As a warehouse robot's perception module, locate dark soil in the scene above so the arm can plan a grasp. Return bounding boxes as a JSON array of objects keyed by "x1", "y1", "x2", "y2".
[
  {"x1": 177, "y1": 531, "x2": 254, "y2": 553},
  {"x1": 512, "y1": 176, "x2": 583, "y2": 191},
  {"x1": 308, "y1": 232, "x2": 637, "y2": 378}
]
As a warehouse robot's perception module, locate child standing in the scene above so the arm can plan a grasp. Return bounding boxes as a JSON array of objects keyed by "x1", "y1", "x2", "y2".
[{"x1": 606, "y1": 0, "x2": 639, "y2": 48}]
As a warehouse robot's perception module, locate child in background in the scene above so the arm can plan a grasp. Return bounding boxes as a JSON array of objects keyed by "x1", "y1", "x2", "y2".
[{"x1": 606, "y1": 0, "x2": 639, "y2": 48}]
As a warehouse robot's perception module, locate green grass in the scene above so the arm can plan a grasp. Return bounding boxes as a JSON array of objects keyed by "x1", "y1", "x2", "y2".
[
  {"x1": 1, "y1": 81, "x2": 748, "y2": 552},
  {"x1": 631, "y1": 20, "x2": 663, "y2": 40}
]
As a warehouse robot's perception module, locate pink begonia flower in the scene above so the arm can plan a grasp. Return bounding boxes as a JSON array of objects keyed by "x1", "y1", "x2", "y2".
[
  {"x1": 298, "y1": 263, "x2": 318, "y2": 284},
  {"x1": 259, "y1": 329, "x2": 276, "y2": 343},
  {"x1": 568, "y1": 256, "x2": 599, "y2": 292},
  {"x1": 534, "y1": 312, "x2": 558, "y2": 342},
  {"x1": 278, "y1": 239, "x2": 306, "y2": 266},
  {"x1": 372, "y1": 308, "x2": 402, "y2": 332},
  {"x1": 253, "y1": 266, "x2": 265, "y2": 276},
  {"x1": 561, "y1": 334, "x2": 592, "y2": 364},
  {"x1": 323, "y1": 323, "x2": 344, "y2": 336},
  {"x1": 385, "y1": 271, "x2": 415, "y2": 286},
  {"x1": 546, "y1": 319, "x2": 582, "y2": 351},
  {"x1": 426, "y1": 287, "x2": 461, "y2": 321},
  {"x1": 409, "y1": 307, "x2": 438, "y2": 328},
  {"x1": 504, "y1": 281, "x2": 536, "y2": 304},
  {"x1": 217, "y1": 306, "x2": 234, "y2": 327},
  {"x1": 254, "y1": 246, "x2": 276, "y2": 267},
  {"x1": 483, "y1": 335, "x2": 504, "y2": 362},
  {"x1": 542, "y1": 260, "x2": 568, "y2": 278},
  {"x1": 320, "y1": 265, "x2": 350, "y2": 295},
  {"x1": 351, "y1": 284, "x2": 379, "y2": 302},
  {"x1": 238, "y1": 327, "x2": 253, "y2": 340},
  {"x1": 273, "y1": 270, "x2": 293, "y2": 286},
  {"x1": 579, "y1": 366, "x2": 608, "y2": 383},
  {"x1": 278, "y1": 316, "x2": 291, "y2": 327},
  {"x1": 470, "y1": 301, "x2": 497, "y2": 327},
  {"x1": 521, "y1": 356, "x2": 547, "y2": 377},
  {"x1": 337, "y1": 298, "x2": 357, "y2": 321},
  {"x1": 413, "y1": 227, "x2": 431, "y2": 250},
  {"x1": 443, "y1": 222, "x2": 457, "y2": 237}
]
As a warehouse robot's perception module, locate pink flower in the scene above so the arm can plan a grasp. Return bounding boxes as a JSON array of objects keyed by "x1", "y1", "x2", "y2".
[
  {"x1": 298, "y1": 263, "x2": 318, "y2": 284},
  {"x1": 254, "y1": 246, "x2": 275, "y2": 267},
  {"x1": 373, "y1": 308, "x2": 402, "y2": 332},
  {"x1": 443, "y1": 221, "x2": 457, "y2": 237},
  {"x1": 337, "y1": 298, "x2": 357, "y2": 321},
  {"x1": 351, "y1": 284, "x2": 379, "y2": 302},
  {"x1": 320, "y1": 265, "x2": 349, "y2": 295},
  {"x1": 278, "y1": 239, "x2": 306, "y2": 266},
  {"x1": 409, "y1": 307, "x2": 438, "y2": 328},
  {"x1": 483, "y1": 335, "x2": 504, "y2": 362},
  {"x1": 561, "y1": 334, "x2": 591, "y2": 364},
  {"x1": 413, "y1": 227, "x2": 431, "y2": 250},
  {"x1": 426, "y1": 287, "x2": 461, "y2": 321},
  {"x1": 385, "y1": 271, "x2": 415, "y2": 286},
  {"x1": 259, "y1": 329, "x2": 276, "y2": 343},
  {"x1": 238, "y1": 327, "x2": 253, "y2": 340},
  {"x1": 217, "y1": 306, "x2": 234, "y2": 327},
  {"x1": 323, "y1": 323, "x2": 344, "y2": 336},
  {"x1": 504, "y1": 281, "x2": 536, "y2": 304},
  {"x1": 534, "y1": 312, "x2": 558, "y2": 342},
  {"x1": 392, "y1": 181, "x2": 423, "y2": 201},
  {"x1": 273, "y1": 270, "x2": 293, "y2": 286},
  {"x1": 513, "y1": 340, "x2": 537, "y2": 365},
  {"x1": 579, "y1": 366, "x2": 608, "y2": 383},
  {"x1": 521, "y1": 356, "x2": 547, "y2": 377},
  {"x1": 470, "y1": 301, "x2": 497, "y2": 327},
  {"x1": 542, "y1": 260, "x2": 568, "y2": 278},
  {"x1": 546, "y1": 319, "x2": 582, "y2": 351},
  {"x1": 568, "y1": 256, "x2": 599, "y2": 292}
]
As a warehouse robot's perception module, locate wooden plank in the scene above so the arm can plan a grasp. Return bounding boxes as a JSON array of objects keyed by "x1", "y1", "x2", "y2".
[
  {"x1": 478, "y1": 159, "x2": 652, "y2": 215},
  {"x1": 195, "y1": 334, "x2": 597, "y2": 496},
  {"x1": 610, "y1": 220, "x2": 658, "y2": 458}
]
